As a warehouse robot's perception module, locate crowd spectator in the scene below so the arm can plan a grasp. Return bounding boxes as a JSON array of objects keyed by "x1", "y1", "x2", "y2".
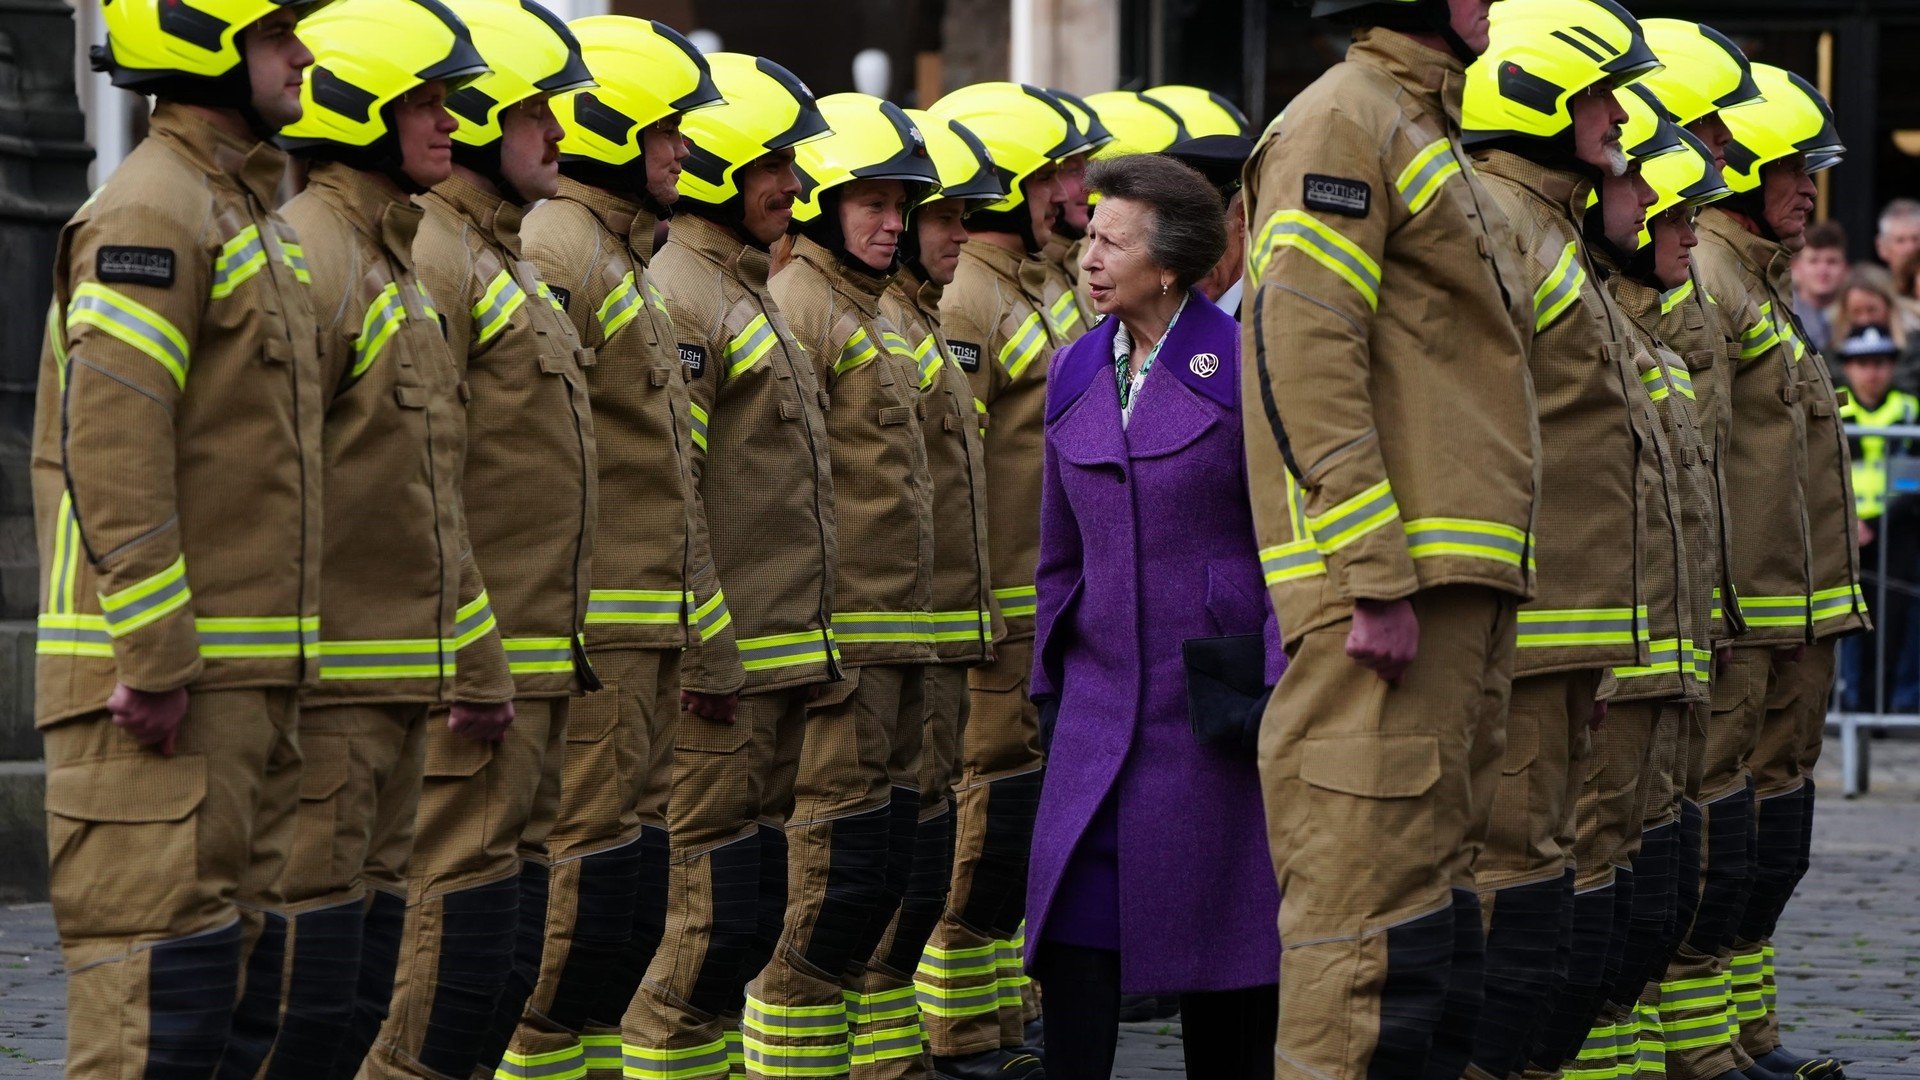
[
  {"x1": 1792, "y1": 221, "x2": 1848, "y2": 353},
  {"x1": 1831, "y1": 265, "x2": 1910, "y2": 395},
  {"x1": 1836, "y1": 325, "x2": 1920, "y2": 712}
]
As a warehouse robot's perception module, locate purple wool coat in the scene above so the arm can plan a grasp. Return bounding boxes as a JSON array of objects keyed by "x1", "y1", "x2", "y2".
[{"x1": 1025, "y1": 292, "x2": 1283, "y2": 993}]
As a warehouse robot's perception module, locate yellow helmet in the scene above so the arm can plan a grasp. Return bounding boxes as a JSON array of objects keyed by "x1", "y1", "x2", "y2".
[
  {"x1": 1720, "y1": 64, "x2": 1843, "y2": 195},
  {"x1": 1643, "y1": 127, "x2": 1731, "y2": 228},
  {"x1": 1637, "y1": 20, "x2": 1762, "y2": 128},
  {"x1": 1084, "y1": 90, "x2": 1187, "y2": 159},
  {"x1": 279, "y1": 0, "x2": 489, "y2": 157},
  {"x1": 1142, "y1": 85, "x2": 1251, "y2": 138},
  {"x1": 444, "y1": 0, "x2": 594, "y2": 149},
  {"x1": 928, "y1": 82, "x2": 1080, "y2": 214},
  {"x1": 678, "y1": 53, "x2": 830, "y2": 207},
  {"x1": 554, "y1": 17, "x2": 721, "y2": 186},
  {"x1": 792, "y1": 93, "x2": 940, "y2": 225},
  {"x1": 907, "y1": 111, "x2": 1005, "y2": 208},
  {"x1": 1462, "y1": 0, "x2": 1661, "y2": 145},
  {"x1": 93, "y1": 0, "x2": 330, "y2": 96},
  {"x1": 1050, "y1": 89, "x2": 1115, "y2": 156},
  {"x1": 1618, "y1": 84, "x2": 1685, "y2": 166}
]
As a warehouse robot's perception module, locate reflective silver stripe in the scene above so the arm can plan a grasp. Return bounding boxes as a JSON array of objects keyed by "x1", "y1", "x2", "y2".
[
  {"x1": 621, "y1": 1041, "x2": 731, "y2": 1077},
  {"x1": 100, "y1": 572, "x2": 190, "y2": 632},
  {"x1": 67, "y1": 288, "x2": 192, "y2": 385},
  {"x1": 742, "y1": 1003, "x2": 847, "y2": 1033},
  {"x1": 914, "y1": 985, "x2": 1001, "y2": 1015},
  {"x1": 1403, "y1": 525, "x2": 1528, "y2": 559},
  {"x1": 455, "y1": 601, "x2": 495, "y2": 642},
  {"x1": 199, "y1": 626, "x2": 312, "y2": 650},
  {"x1": 738, "y1": 639, "x2": 828, "y2": 663},
  {"x1": 587, "y1": 596, "x2": 682, "y2": 618},
  {"x1": 35, "y1": 622, "x2": 112, "y2": 648},
  {"x1": 495, "y1": 1050, "x2": 585, "y2": 1080},
  {"x1": 321, "y1": 647, "x2": 445, "y2": 670}
]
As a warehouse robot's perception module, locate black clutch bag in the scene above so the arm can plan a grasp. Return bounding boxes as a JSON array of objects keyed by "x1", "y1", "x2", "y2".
[{"x1": 1182, "y1": 634, "x2": 1272, "y2": 756}]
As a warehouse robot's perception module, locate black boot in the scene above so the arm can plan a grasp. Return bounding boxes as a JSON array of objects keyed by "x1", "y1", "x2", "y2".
[
  {"x1": 933, "y1": 1047, "x2": 1046, "y2": 1079},
  {"x1": 1756, "y1": 1047, "x2": 1847, "y2": 1080}
]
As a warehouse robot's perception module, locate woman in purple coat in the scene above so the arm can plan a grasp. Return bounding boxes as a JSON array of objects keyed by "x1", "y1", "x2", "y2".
[{"x1": 1027, "y1": 154, "x2": 1282, "y2": 1079}]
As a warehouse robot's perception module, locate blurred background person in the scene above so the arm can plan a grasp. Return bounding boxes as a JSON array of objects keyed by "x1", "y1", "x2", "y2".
[
  {"x1": 1831, "y1": 264, "x2": 1911, "y2": 395},
  {"x1": 1791, "y1": 220, "x2": 1848, "y2": 353},
  {"x1": 1025, "y1": 153, "x2": 1279, "y2": 1080},
  {"x1": 1836, "y1": 324, "x2": 1920, "y2": 714},
  {"x1": 1876, "y1": 197, "x2": 1920, "y2": 274}
]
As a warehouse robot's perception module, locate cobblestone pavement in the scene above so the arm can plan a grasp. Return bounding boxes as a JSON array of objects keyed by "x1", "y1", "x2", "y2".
[{"x1": 4, "y1": 736, "x2": 1916, "y2": 1078}]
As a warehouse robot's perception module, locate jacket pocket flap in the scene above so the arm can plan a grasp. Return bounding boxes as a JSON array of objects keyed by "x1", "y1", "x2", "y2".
[
  {"x1": 47, "y1": 753, "x2": 206, "y2": 823},
  {"x1": 424, "y1": 727, "x2": 494, "y2": 778},
  {"x1": 878, "y1": 405, "x2": 913, "y2": 426},
  {"x1": 394, "y1": 383, "x2": 431, "y2": 409},
  {"x1": 298, "y1": 733, "x2": 352, "y2": 800},
  {"x1": 1300, "y1": 734, "x2": 1440, "y2": 799}
]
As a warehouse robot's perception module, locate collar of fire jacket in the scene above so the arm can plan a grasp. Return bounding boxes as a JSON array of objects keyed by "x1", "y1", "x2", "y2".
[
  {"x1": 148, "y1": 102, "x2": 289, "y2": 208},
  {"x1": 793, "y1": 235, "x2": 891, "y2": 314},
  {"x1": 1473, "y1": 149, "x2": 1594, "y2": 228},
  {"x1": 1698, "y1": 206, "x2": 1782, "y2": 282},
  {"x1": 1349, "y1": 27, "x2": 1467, "y2": 125},
  {"x1": 673, "y1": 211, "x2": 776, "y2": 295},
  {"x1": 425, "y1": 172, "x2": 525, "y2": 259},
  {"x1": 552, "y1": 176, "x2": 662, "y2": 264},
  {"x1": 304, "y1": 160, "x2": 423, "y2": 269},
  {"x1": 894, "y1": 261, "x2": 944, "y2": 316}
]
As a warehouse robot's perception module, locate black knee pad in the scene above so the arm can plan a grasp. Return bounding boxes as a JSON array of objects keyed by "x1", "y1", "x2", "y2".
[
  {"x1": 692, "y1": 832, "x2": 763, "y2": 1018},
  {"x1": 1687, "y1": 786, "x2": 1754, "y2": 955},
  {"x1": 150, "y1": 921, "x2": 245, "y2": 1080},
  {"x1": 799, "y1": 805, "x2": 892, "y2": 979},
  {"x1": 333, "y1": 891, "x2": 405, "y2": 1080},
  {"x1": 1367, "y1": 900, "x2": 1454, "y2": 1080},
  {"x1": 1617, "y1": 826, "x2": 1678, "y2": 1007},
  {"x1": 1471, "y1": 876, "x2": 1571, "y2": 1080},
  {"x1": 418, "y1": 875, "x2": 519, "y2": 1080},
  {"x1": 1739, "y1": 787, "x2": 1807, "y2": 944},
  {"x1": 1672, "y1": 801, "x2": 1703, "y2": 954},
  {"x1": 476, "y1": 861, "x2": 553, "y2": 1070},
  {"x1": 1600, "y1": 866, "x2": 1634, "y2": 1007},
  {"x1": 601, "y1": 826, "x2": 672, "y2": 1027},
  {"x1": 261, "y1": 901, "x2": 365, "y2": 1080},
  {"x1": 851, "y1": 790, "x2": 922, "y2": 970},
  {"x1": 738, "y1": 823, "x2": 789, "y2": 995},
  {"x1": 548, "y1": 841, "x2": 646, "y2": 1032},
  {"x1": 1422, "y1": 889, "x2": 1487, "y2": 1080},
  {"x1": 960, "y1": 771, "x2": 1042, "y2": 937},
  {"x1": 882, "y1": 807, "x2": 955, "y2": 976},
  {"x1": 1529, "y1": 882, "x2": 1616, "y2": 1072},
  {"x1": 220, "y1": 910, "x2": 290, "y2": 1080},
  {"x1": 1793, "y1": 779, "x2": 1816, "y2": 883}
]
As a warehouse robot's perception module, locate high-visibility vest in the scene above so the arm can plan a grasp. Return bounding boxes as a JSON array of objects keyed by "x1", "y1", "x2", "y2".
[{"x1": 1841, "y1": 389, "x2": 1920, "y2": 520}]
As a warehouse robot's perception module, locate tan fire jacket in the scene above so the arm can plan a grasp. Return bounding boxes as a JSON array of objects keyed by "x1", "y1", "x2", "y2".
[
  {"x1": 880, "y1": 264, "x2": 998, "y2": 665},
  {"x1": 1240, "y1": 28, "x2": 1539, "y2": 647},
  {"x1": 1601, "y1": 257, "x2": 1714, "y2": 704},
  {"x1": 655, "y1": 213, "x2": 837, "y2": 694},
  {"x1": 1474, "y1": 153, "x2": 1661, "y2": 681},
  {"x1": 285, "y1": 163, "x2": 512, "y2": 707},
  {"x1": 1040, "y1": 234, "x2": 1089, "y2": 343},
  {"x1": 773, "y1": 238, "x2": 936, "y2": 667},
  {"x1": 524, "y1": 179, "x2": 719, "y2": 656},
  {"x1": 1696, "y1": 209, "x2": 1866, "y2": 643},
  {"x1": 941, "y1": 239, "x2": 1073, "y2": 642},
  {"x1": 416, "y1": 176, "x2": 597, "y2": 699},
  {"x1": 32, "y1": 104, "x2": 324, "y2": 724}
]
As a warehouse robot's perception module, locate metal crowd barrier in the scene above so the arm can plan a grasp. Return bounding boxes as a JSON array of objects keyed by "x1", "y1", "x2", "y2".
[{"x1": 1826, "y1": 421, "x2": 1920, "y2": 797}]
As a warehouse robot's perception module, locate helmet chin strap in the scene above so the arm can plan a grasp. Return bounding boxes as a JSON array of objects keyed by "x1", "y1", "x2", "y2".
[{"x1": 453, "y1": 140, "x2": 531, "y2": 205}]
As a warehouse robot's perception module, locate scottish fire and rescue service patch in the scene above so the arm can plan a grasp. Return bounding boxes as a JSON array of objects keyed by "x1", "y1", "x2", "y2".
[
  {"x1": 678, "y1": 342, "x2": 707, "y2": 377},
  {"x1": 1303, "y1": 175, "x2": 1371, "y2": 218},
  {"x1": 96, "y1": 246, "x2": 176, "y2": 287},
  {"x1": 950, "y1": 341, "x2": 982, "y2": 372}
]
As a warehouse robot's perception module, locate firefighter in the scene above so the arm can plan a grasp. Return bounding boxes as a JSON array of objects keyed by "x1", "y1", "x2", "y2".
[
  {"x1": 922, "y1": 80, "x2": 1084, "y2": 1080},
  {"x1": 1712, "y1": 66, "x2": 1862, "y2": 1080},
  {"x1": 1605, "y1": 122, "x2": 1744, "y2": 1080},
  {"x1": 622, "y1": 53, "x2": 834, "y2": 1080},
  {"x1": 743, "y1": 90, "x2": 941, "y2": 1080},
  {"x1": 363, "y1": 3, "x2": 599, "y2": 1077},
  {"x1": 235, "y1": 3, "x2": 514, "y2": 1077},
  {"x1": 35, "y1": 0, "x2": 323, "y2": 1075},
  {"x1": 1570, "y1": 86, "x2": 1721, "y2": 1080},
  {"x1": 1141, "y1": 85, "x2": 1251, "y2": 140},
  {"x1": 1241, "y1": 0, "x2": 1538, "y2": 1076},
  {"x1": 1632, "y1": 24, "x2": 1805, "y2": 1080},
  {"x1": 862, "y1": 110, "x2": 1007, "y2": 1080},
  {"x1": 1038, "y1": 90, "x2": 1110, "y2": 343},
  {"x1": 498, "y1": 18, "x2": 725, "y2": 1080},
  {"x1": 1458, "y1": 5, "x2": 1665, "y2": 1076}
]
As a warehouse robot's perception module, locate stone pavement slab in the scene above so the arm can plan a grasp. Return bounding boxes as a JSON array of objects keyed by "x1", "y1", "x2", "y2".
[{"x1": 2, "y1": 736, "x2": 1916, "y2": 1078}]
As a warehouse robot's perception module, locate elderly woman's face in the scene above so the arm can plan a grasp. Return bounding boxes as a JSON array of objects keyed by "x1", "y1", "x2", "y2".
[
  {"x1": 838, "y1": 178, "x2": 911, "y2": 272},
  {"x1": 1080, "y1": 197, "x2": 1167, "y2": 319}
]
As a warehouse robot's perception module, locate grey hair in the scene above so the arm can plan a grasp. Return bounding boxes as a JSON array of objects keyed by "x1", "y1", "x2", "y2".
[
  {"x1": 1880, "y1": 198, "x2": 1920, "y2": 236},
  {"x1": 1086, "y1": 155, "x2": 1227, "y2": 291}
]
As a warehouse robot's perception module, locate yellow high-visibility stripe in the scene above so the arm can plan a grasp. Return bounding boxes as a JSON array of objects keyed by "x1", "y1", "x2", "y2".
[
  {"x1": 1533, "y1": 241, "x2": 1586, "y2": 332},
  {"x1": 1396, "y1": 137, "x2": 1462, "y2": 215},
  {"x1": 210, "y1": 224, "x2": 268, "y2": 299},
  {"x1": 1517, "y1": 605, "x2": 1646, "y2": 649},
  {"x1": 726, "y1": 314, "x2": 778, "y2": 379},
  {"x1": 473, "y1": 269, "x2": 528, "y2": 346},
  {"x1": 687, "y1": 401, "x2": 710, "y2": 453},
  {"x1": 835, "y1": 327, "x2": 880, "y2": 376},
  {"x1": 1404, "y1": 517, "x2": 1531, "y2": 569},
  {"x1": 993, "y1": 585, "x2": 1037, "y2": 619},
  {"x1": 1660, "y1": 279, "x2": 1694, "y2": 315},
  {"x1": 1248, "y1": 211, "x2": 1382, "y2": 308},
  {"x1": 97, "y1": 555, "x2": 191, "y2": 637},
  {"x1": 998, "y1": 312, "x2": 1048, "y2": 379},
  {"x1": 598, "y1": 271, "x2": 643, "y2": 342},
  {"x1": 1306, "y1": 480, "x2": 1399, "y2": 554},
  {"x1": 353, "y1": 282, "x2": 407, "y2": 378},
  {"x1": 67, "y1": 282, "x2": 191, "y2": 390}
]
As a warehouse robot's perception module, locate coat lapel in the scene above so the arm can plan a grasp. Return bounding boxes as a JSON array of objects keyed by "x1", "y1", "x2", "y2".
[
  {"x1": 1052, "y1": 358, "x2": 1130, "y2": 472},
  {"x1": 1125, "y1": 364, "x2": 1219, "y2": 459},
  {"x1": 1125, "y1": 292, "x2": 1236, "y2": 458}
]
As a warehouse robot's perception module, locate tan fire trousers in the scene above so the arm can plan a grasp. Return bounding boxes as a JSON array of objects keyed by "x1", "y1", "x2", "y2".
[
  {"x1": 43, "y1": 688, "x2": 300, "y2": 1080},
  {"x1": 1260, "y1": 585, "x2": 1516, "y2": 1080}
]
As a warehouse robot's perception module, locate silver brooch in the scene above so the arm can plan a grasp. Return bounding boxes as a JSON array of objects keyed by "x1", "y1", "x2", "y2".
[{"x1": 1189, "y1": 352, "x2": 1220, "y2": 378}]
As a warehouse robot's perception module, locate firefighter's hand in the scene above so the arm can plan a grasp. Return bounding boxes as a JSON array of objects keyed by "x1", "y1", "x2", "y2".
[
  {"x1": 449, "y1": 700, "x2": 515, "y2": 743},
  {"x1": 682, "y1": 690, "x2": 739, "y2": 723},
  {"x1": 1773, "y1": 644, "x2": 1806, "y2": 670},
  {"x1": 1348, "y1": 598, "x2": 1419, "y2": 686},
  {"x1": 1716, "y1": 643, "x2": 1733, "y2": 675},
  {"x1": 109, "y1": 683, "x2": 189, "y2": 756},
  {"x1": 1591, "y1": 698, "x2": 1609, "y2": 731},
  {"x1": 1859, "y1": 519, "x2": 1876, "y2": 547}
]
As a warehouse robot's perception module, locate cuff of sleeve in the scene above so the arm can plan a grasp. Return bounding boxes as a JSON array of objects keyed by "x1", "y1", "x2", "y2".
[
  {"x1": 112, "y1": 615, "x2": 204, "y2": 693},
  {"x1": 680, "y1": 642, "x2": 747, "y2": 696}
]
